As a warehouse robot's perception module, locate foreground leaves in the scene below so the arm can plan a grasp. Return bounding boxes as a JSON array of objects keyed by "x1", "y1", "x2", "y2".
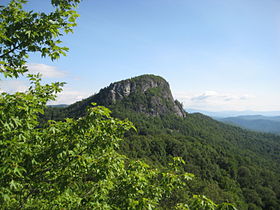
[{"x1": 0, "y1": 0, "x2": 80, "y2": 78}]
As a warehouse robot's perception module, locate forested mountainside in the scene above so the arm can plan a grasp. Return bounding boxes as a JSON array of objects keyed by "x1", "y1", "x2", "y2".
[{"x1": 44, "y1": 75, "x2": 280, "y2": 209}]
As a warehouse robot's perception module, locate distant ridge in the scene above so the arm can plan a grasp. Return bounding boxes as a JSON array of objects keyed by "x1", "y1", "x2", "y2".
[
  {"x1": 219, "y1": 115, "x2": 280, "y2": 134},
  {"x1": 186, "y1": 109, "x2": 280, "y2": 118}
]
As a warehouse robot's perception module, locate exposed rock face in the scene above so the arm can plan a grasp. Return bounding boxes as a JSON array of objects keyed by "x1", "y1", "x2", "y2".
[
  {"x1": 54, "y1": 74, "x2": 187, "y2": 119},
  {"x1": 96, "y1": 75, "x2": 186, "y2": 117}
]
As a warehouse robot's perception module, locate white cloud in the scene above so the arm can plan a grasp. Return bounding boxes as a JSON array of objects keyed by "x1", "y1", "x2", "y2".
[
  {"x1": 48, "y1": 89, "x2": 91, "y2": 105},
  {"x1": 191, "y1": 91, "x2": 252, "y2": 102},
  {"x1": 1, "y1": 62, "x2": 89, "y2": 105},
  {"x1": 0, "y1": 80, "x2": 29, "y2": 93},
  {"x1": 0, "y1": 63, "x2": 67, "y2": 93},
  {"x1": 191, "y1": 91, "x2": 219, "y2": 101},
  {"x1": 27, "y1": 63, "x2": 67, "y2": 78},
  {"x1": 174, "y1": 90, "x2": 255, "y2": 111},
  {"x1": 0, "y1": 79, "x2": 91, "y2": 105}
]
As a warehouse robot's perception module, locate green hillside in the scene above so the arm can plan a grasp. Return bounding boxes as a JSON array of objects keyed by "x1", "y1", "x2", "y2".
[{"x1": 44, "y1": 75, "x2": 280, "y2": 209}]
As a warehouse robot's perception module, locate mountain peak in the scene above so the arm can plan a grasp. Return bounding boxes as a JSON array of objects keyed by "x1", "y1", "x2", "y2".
[
  {"x1": 108, "y1": 74, "x2": 170, "y2": 103},
  {"x1": 63, "y1": 74, "x2": 186, "y2": 118},
  {"x1": 94, "y1": 74, "x2": 186, "y2": 117}
]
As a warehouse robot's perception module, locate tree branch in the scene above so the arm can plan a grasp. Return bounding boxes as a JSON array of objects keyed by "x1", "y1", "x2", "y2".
[{"x1": 0, "y1": 44, "x2": 22, "y2": 59}]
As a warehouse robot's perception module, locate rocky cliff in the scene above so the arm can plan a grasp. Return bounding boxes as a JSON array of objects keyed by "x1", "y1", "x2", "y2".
[
  {"x1": 57, "y1": 74, "x2": 186, "y2": 118},
  {"x1": 94, "y1": 74, "x2": 186, "y2": 117}
]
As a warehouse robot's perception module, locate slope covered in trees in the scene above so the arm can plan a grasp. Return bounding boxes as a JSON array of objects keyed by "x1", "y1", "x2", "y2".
[{"x1": 45, "y1": 75, "x2": 280, "y2": 209}]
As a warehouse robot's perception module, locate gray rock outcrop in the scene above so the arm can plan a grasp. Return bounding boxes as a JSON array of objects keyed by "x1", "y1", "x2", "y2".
[{"x1": 99, "y1": 75, "x2": 186, "y2": 117}]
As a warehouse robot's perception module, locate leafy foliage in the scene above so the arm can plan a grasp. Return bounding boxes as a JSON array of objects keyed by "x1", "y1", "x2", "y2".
[{"x1": 0, "y1": 0, "x2": 80, "y2": 78}]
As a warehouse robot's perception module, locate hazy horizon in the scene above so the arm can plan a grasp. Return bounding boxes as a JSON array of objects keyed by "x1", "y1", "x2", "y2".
[{"x1": 186, "y1": 108, "x2": 280, "y2": 117}]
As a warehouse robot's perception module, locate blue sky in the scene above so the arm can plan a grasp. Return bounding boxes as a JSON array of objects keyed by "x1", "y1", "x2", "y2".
[{"x1": 1, "y1": 0, "x2": 280, "y2": 111}]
